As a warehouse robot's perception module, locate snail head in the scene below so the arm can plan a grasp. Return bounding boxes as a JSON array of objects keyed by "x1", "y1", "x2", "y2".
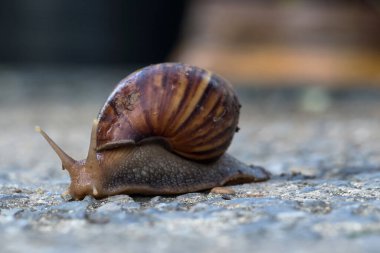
[{"x1": 36, "y1": 120, "x2": 100, "y2": 200}]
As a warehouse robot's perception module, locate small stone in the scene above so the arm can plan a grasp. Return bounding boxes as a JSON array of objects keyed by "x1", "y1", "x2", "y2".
[
  {"x1": 150, "y1": 196, "x2": 162, "y2": 204},
  {"x1": 210, "y1": 187, "x2": 236, "y2": 195},
  {"x1": 155, "y1": 202, "x2": 180, "y2": 211},
  {"x1": 122, "y1": 202, "x2": 141, "y2": 212},
  {"x1": 105, "y1": 195, "x2": 134, "y2": 203},
  {"x1": 297, "y1": 200, "x2": 331, "y2": 214},
  {"x1": 86, "y1": 214, "x2": 110, "y2": 224},
  {"x1": 96, "y1": 202, "x2": 121, "y2": 213},
  {"x1": 0, "y1": 208, "x2": 23, "y2": 217},
  {"x1": 245, "y1": 192, "x2": 264, "y2": 198},
  {"x1": 61, "y1": 191, "x2": 72, "y2": 201},
  {"x1": 50, "y1": 200, "x2": 90, "y2": 219},
  {"x1": 276, "y1": 211, "x2": 307, "y2": 221},
  {"x1": 13, "y1": 189, "x2": 22, "y2": 193},
  {"x1": 222, "y1": 195, "x2": 232, "y2": 200},
  {"x1": 189, "y1": 203, "x2": 209, "y2": 212},
  {"x1": 35, "y1": 188, "x2": 45, "y2": 195}
]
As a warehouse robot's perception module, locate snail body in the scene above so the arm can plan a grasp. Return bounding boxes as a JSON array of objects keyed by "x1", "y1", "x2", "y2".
[{"x1": 38, "y1": 63, "x2": 270, "y2": 200}]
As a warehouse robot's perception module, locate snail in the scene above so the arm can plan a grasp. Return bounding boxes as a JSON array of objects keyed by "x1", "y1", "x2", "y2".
[{"x1": 37, "y1": 63, "x2": 270, "y2": 200}]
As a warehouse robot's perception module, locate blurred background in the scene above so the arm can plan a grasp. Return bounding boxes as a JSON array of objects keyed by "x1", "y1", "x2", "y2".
[
  {"x1": 0, "y1": 0, "x2": 186, "y2": 65},
  {"x1": 0, "y1": 0, "x2": 379, "y2": 86}
]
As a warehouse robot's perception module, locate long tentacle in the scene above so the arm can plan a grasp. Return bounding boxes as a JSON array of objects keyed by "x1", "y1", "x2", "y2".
[{"x1": 35, "y1": 126, "x2": 76, "y2": 170}]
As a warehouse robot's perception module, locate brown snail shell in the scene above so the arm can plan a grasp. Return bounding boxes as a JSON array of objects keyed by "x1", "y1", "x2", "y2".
[
  {"x1": 97, "y1": 63, "x2": 240, "y2": 161},
  {"x1": 37, "y1": 63, "x2": 270, "y2": 200}
]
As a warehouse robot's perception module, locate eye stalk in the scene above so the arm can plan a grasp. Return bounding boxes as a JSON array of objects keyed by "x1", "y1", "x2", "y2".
[
  {"x1": 35, "y1": 126, "x2": 76, "y2": 171},
  {"x1": 85, "y1": 119, "x2": 99, "y2": 170}
]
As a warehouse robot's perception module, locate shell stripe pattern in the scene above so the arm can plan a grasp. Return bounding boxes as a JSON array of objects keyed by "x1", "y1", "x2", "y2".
[{"x1": 97, "y1": 63, "x2": 240, "y2": 162}]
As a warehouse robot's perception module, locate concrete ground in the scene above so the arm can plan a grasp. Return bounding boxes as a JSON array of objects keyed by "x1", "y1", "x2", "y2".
[{"x1": 1, "y1": 66, "x2": 380, "y2": 253}]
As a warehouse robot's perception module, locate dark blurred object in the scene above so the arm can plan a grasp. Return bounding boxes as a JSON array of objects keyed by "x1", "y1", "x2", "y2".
[
  {"x1": 173, "y1": 0, "x2": 380, "y2": 86},
  {"x1": 0, "y1": 0, "x2": 187, "y2": 65}
]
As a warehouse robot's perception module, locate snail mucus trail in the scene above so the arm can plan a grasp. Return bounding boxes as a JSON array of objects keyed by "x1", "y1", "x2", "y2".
[{"x1": 37, "y1": 63, "x2": 270, "y2": 200}]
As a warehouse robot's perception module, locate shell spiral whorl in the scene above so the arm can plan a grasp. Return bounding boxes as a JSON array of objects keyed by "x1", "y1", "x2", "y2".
[{"x1": 97, "y1": 63, "x2": 241, "y2": 162}]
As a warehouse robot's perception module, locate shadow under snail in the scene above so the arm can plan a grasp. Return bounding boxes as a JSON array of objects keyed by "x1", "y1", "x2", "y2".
[{"x1": 36, "y1": 63, "x2": 270, "y2": 200}]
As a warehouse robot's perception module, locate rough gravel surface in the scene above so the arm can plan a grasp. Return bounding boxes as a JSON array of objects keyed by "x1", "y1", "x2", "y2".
[{"x1": 1, "y1": 67, "x2": 380, "y2": 253}]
